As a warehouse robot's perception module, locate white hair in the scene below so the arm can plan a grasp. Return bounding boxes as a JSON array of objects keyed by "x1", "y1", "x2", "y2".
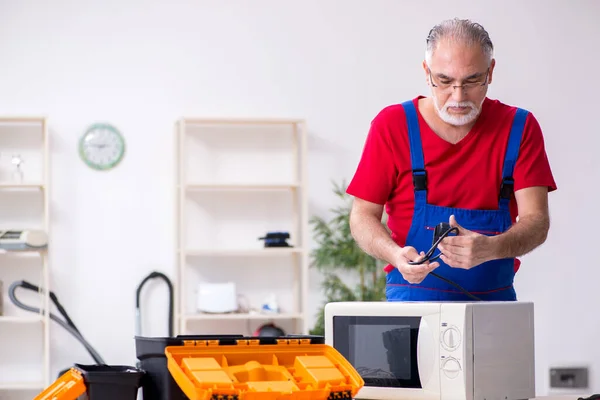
[{"x1": 425, "y1": 18, "x2": 494, "y2": 66}]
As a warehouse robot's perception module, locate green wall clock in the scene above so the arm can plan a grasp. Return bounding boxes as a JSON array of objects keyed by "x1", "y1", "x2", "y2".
[{"x1": 79, "y1": 123, "x2": 126, "y2": 170}]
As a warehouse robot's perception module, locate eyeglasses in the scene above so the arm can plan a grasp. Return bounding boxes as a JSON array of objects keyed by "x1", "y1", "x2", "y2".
[{"x1": 428, "y1": 68, "x2": 489, "y2": 93}]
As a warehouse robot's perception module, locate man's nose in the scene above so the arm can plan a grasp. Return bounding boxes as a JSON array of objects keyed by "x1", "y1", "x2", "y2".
[{"x1": 451, "y1": 86, "x2": 467, "y2": 102}]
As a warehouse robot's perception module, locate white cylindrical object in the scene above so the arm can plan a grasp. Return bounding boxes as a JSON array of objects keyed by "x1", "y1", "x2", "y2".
[
  {"x1": 23, "y1": 230, "x2": 48, "y2": 247},
  {"x1": 197, "y1": 282, "x2": 237, "y2": 313}
]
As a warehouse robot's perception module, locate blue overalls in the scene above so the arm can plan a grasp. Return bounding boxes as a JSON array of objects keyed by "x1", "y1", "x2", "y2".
[{"x1": 386, "y1": 100, "x2": 529, "y2": 302}]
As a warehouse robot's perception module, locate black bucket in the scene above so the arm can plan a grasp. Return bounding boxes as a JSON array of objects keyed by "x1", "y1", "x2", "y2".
[{"x1": 74, "y1": 363, "x2": 144, "y2": 400}]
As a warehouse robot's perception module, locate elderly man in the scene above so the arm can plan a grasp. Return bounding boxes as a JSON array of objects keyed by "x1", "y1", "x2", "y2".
[{"x1": 347, "y1": 18, "x2": 557, "y2": 301}]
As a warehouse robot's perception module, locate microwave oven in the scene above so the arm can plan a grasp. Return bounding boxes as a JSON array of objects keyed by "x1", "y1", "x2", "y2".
[{"x1": 324, "y1": 301, "x2": 535, "y2": 400}]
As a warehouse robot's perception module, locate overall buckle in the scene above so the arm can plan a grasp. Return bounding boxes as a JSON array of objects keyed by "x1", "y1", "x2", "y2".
[
  {"x1": 412, "y1": 169, "x2": 427, "y2": 191},
  {"x1": 500, "y1": 177, "x2": 514, "y2": 199}
]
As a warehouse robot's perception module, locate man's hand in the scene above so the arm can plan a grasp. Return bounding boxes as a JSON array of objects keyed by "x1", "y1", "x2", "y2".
[
  {"x1": 438, "y1": 187, "x2": 551, "y2": 267},
  {"x1": 438, "y1": 215, "x2": 494, "y2": 270},
  {"x1": 394, "y1": 246, "x2": 439, "y2": 283}
]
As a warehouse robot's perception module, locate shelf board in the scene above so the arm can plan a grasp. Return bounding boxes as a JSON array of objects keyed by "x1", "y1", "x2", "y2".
[
  {"x1": 0, "y1": 183, "x2": 45, "y2": 190},
  {"x1": 185, "y1": 183, "x2": 299, "y2": 192},
  {"x1": 184, "y1": 313, "x2": 303, "y2": 321},
  {"x1": 0, "y1": 315, "x2": 44, "y2": 323},
  {"x1": 0, "y1": 381, "x2": 44, "y2": 390},
  {"x1": 0, "y1": 116, "x2": 46, "y2": 124},
  {"x1": 185, "y1": 248, "x2": 303, "y2": 257},
  {"x1": 0, "y1": 249, "x2": 45, "y2": 256},
  {"x1": 180, "y1": 118, "x2": 303, "y2": 126}
]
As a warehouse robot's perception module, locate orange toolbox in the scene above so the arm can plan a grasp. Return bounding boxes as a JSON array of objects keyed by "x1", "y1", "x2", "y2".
[
  {"x1": 165, "y1": 336, "x2": 364, "y2": 400},
  {"x1": 33, "y1": 335, "x2": 363, "y2": 400}
]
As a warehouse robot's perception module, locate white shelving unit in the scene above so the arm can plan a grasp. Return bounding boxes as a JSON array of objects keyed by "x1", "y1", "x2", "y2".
[
  {"x1": 175, "y1": 118, "x2": 309, "y2": 337},
  {"x1": 0, "y1": 117, "x2": 50, "y2": 396}
]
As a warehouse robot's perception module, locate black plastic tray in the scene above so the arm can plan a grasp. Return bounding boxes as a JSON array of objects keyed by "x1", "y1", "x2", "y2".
[{"x1": 74, "y1": 363, "x2": 143, "y2": 400}]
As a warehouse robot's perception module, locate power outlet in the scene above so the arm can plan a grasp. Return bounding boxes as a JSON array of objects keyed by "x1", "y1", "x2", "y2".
[{"x1": 550, "y1": 367, "x2": 589, "y2": 389}]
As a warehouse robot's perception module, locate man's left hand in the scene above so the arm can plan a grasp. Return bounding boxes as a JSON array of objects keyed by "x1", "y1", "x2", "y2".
[{"x1": 438, "y1": 215, "x2": 495, "y2": 269}]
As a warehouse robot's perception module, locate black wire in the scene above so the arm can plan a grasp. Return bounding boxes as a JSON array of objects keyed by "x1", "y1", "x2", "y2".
[
  {"x1": 407, "y1": 227, "x2": 482, "y2": 301},
  {"x1": 408, "y1": 227, "x2": 458, "y2": 266},
  {"x1": 135, "y1": 271, "x2": 174, "y2": 337},
  {"x1": 428, "y1": 272, "x2": 481, "y2": 301},
  {"x1": 18, "y1": 281, "x2": 81, "y2": 332},
  {"x1": 9, "y1": 280, "x2": 106, "y2": 364},
  {"x1": 50, "y1": 292, "x2": 81, "y2": 334}
]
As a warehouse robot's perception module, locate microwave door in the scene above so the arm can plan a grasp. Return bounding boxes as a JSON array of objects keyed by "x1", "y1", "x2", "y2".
[{"x1": 332, "y1": 315, "x2": 423, "y2": 389}]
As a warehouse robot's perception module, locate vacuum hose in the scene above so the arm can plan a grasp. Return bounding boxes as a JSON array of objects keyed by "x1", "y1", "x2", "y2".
[
  {"x1": 8, "y1": 280, "x2": 106, "y2": 365},
  {"x1": 135, "y1": 271, "x2": 174, "y2": 337}
]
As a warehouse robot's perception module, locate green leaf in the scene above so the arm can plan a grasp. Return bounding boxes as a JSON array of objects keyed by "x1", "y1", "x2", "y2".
[{"x1": 309, "y1": 180, "x2": 388, "y2": 334}]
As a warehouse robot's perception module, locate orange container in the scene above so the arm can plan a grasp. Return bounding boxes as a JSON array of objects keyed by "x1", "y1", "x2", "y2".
[
  {"x1": 33, "y1": 368, "x2": 87, "y2": 400},
  {"x1": 33, "y1": 364, "x2": 144, "y2": 400},
  {"x1": 165, "y1": 337, "x2": 364, "y2": 400}
]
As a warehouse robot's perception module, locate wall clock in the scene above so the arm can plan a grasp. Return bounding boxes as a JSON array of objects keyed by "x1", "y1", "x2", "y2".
[{"x1": 79, "y1": 123, "x2": 126, "y2": 171}]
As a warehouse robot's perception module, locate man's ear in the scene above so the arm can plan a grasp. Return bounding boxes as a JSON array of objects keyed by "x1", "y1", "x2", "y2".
[
  {"x1": 487, "y1": 58, "x2": 496, "y2": 85},
  {"x1": 422, "y1": 60, "x2": 429, "y2": 85}
]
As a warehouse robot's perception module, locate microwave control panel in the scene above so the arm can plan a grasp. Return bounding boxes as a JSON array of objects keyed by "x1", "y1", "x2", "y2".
[
  {"x1": 439, "y1": 304, "x2": 468, "y2": 393},
  {"x1": 440, "y1": 323, "x2": 462, "y2": 379}
]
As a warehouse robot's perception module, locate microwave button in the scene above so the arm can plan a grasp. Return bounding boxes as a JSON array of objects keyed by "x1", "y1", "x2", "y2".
[
  {"x1": 441, "y1": 357, "x2": 462, "y2": 379},
  {"x1": 441, "y1": 327, "x2": 461, "y2": 351}
]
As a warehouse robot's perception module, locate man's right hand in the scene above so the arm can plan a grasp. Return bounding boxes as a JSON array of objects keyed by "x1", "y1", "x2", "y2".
[{"x1": 394, "y1": 246, "x2": 439, "y2": 284}]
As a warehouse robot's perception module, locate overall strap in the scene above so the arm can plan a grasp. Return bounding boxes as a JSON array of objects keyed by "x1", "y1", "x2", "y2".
[
  {"x1": 499, "y1": 107, "x2": 529, "y2": 210},
  {"x1": 401, "y1": 100, "x2": 427, "y2": 206}
]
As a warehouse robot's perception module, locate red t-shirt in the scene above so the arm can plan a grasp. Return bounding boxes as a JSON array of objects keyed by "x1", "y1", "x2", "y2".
[{"x1": 347, "y1": 96, "x2": 557, "y2": 272}]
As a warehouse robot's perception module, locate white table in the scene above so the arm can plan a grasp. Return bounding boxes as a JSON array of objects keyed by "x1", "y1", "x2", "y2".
[{"x1": 532, "y1": 396, "x2": 596, "y2": 399}]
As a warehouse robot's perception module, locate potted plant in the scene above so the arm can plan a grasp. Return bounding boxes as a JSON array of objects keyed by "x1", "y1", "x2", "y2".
[{"x1": 309, "y1": 180, "x2": 387, "y2": 336}]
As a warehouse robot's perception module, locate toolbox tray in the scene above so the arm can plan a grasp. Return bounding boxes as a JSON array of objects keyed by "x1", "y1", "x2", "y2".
[
  {"x1": 165, "y1": 336, "x2": 364, "y2": 400},
  {"x1": 135, "y1": 334, "x2": 327, "y2": 400}
]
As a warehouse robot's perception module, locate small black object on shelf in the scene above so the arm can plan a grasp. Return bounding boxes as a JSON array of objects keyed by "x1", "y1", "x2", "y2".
[
  {"x1": 253, "y1": 323, "x2": 286, "y2": 337},
  {"x1": 258, "y1": 231, "x2": 292, "y2": 248}
]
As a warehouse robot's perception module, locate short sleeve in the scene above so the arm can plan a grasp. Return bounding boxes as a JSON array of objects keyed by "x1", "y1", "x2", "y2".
[
  {"x1": 513, "y1": 112, "x2": 557, "y2": 193},
  {"x1": 346, "y1": 110, "x2": 398, "y2": 205}
]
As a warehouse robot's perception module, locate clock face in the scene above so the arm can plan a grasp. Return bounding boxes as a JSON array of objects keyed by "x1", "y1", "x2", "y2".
[{"x1": 79, "y1": 123, "x2": 125, "y2": 170}]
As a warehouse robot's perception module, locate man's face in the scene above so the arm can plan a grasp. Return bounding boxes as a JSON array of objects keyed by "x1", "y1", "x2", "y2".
[{"x1": 424, "y1": 41, "x2": 494, "y2": 126}]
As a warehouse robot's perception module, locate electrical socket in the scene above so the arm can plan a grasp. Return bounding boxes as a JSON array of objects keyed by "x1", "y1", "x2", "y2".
[{"x1": 549, "y1": 367, "x2": 589, "y2": 389}]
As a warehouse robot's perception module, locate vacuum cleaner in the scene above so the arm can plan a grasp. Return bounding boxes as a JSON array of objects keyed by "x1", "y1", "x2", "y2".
[
  {"x1": 134, "y1": 271, "x2": 174, "y2": 338},
  {"x1": 10, "y1": 271, "x2": 175, "y2": 379},
  {"x1": 8, "y1": 280, "x2": 106, "y2": 376}
]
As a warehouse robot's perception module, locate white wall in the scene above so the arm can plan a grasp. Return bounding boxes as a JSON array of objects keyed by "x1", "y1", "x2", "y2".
[{"x1": 0, "y1": 0, "x2": 598, "y2": 397}]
